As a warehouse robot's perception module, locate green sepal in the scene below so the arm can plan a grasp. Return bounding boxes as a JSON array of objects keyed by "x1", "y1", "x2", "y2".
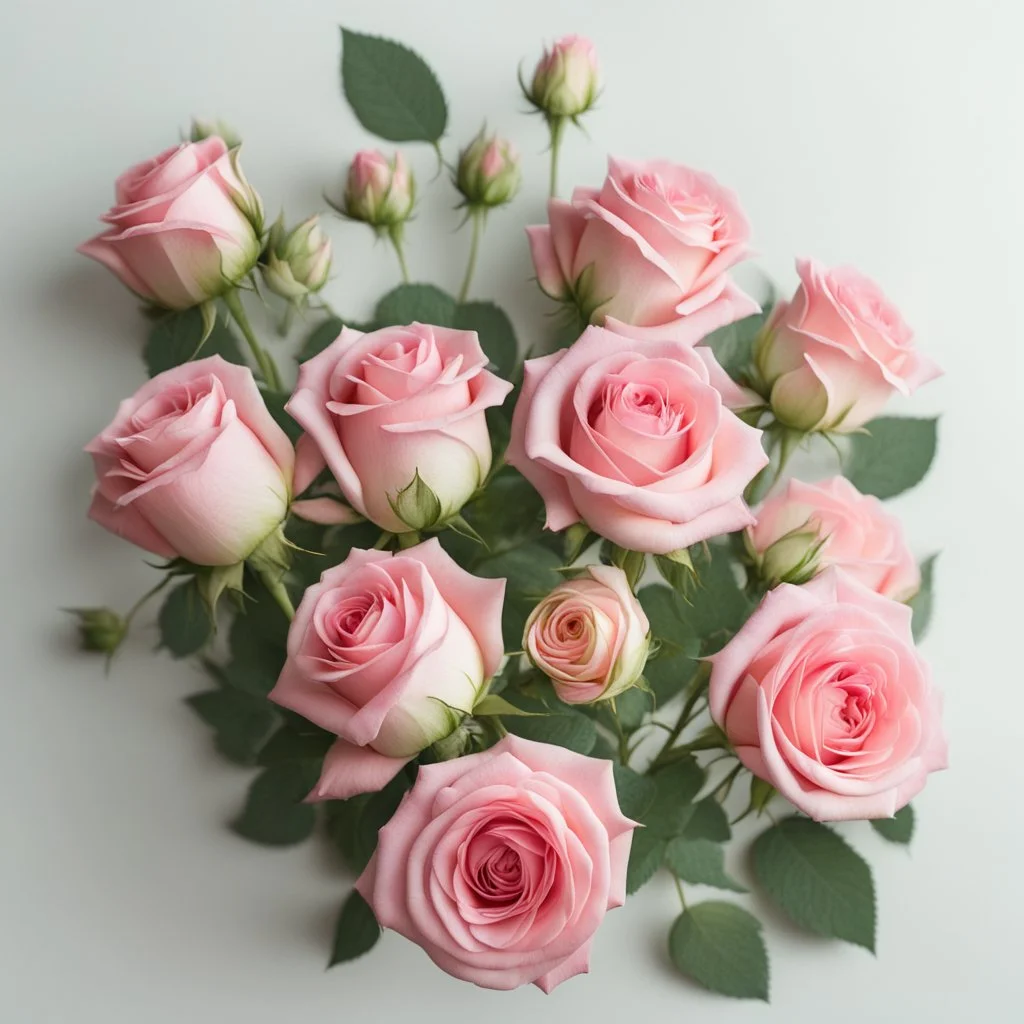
[{"x1": 388, "y1": 469, "x2": 443, "y2": 531}]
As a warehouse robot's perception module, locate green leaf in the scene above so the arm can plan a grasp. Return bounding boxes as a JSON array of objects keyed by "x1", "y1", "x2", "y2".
[
  {"x1": 613, "y1": 764, "x2": 657, "y2": 821},
  {"x1": 375, "y1": 283, "x2": 456, "y2": 327},
  {"x1": 845, "y1": 416, "x2": 938, "y2": 499},
  {"x1": 324, "y1": 771, "x2": 410, "y2": 873},
  {"x1": 683, "y1": 797, "x2": 731, "y2": 842},
  {"x1": 644, "y1": 758, "x2": 705, "y2": 838},
  {"x1": 328, "y1": 889, "x2": 380, "y2": 967},
  {"x1": 453, "y1": 301, "x2": 518, "y2": 380},
  {"x1": 626, "y1": 828, "x2": 666, "y2": 894},
  {"x1": 223, "y1": 580, "x2": 289, "y2": 696},
  {"x1": 158, "y1": 580, "x2": 213, "y2": 658},
  {"x1": 261, "y1": 389, "x2": 302, "y2": 443},
  {"x1": 256, "y1": 725, "x2": 334, "y2": 767},
  {"x1": 476, "y1": 542, "x2": 564, "y2": 651},
  {"x1": 752, "y1": 816, "x2": 876, "y2": 951},
  {"x1": 703, "y1": 313, "x2": 768, "y2": 383},
  {"x1": 686, "y1": 545, "x2": 754, "y2": 653},
  {"x1": 232, "y1": 760, "x2": 322, "y2": 846},
  {"x1": 871, "y1": 804, "x2": 915, "y2": 844},
  {"x1": 909, "y1": 554, "x2": 938, "y2": 642},
  {"x1": 340, "y1": 28, "x2": 448, "y2": 143},
  {"x1": 665, "y1": 838, "x2": 747, "y2": 892},
  {"x1": 504, "y1": 712, "x2": 597, "y2": 755},
  {"x1": 185, "y1": 686, "x2": 279, "y2": 766},
  {"x1": 614, "y1": 687, "x2": 652, "y2": 731},
  {"x1": 473, "y1": 694, "x2": 543, "y2": 718},
  {"x1": 144, "y1": 307, "x2": 245, "y2": 377},
  {"x1": 668, "y1": 902, "x2": 769, "y2": 1001},
  {"x1": 637, "y1": 586, "x2": 701, "y2": 656},
  {"x1": 297, "y1": 316, "x2": 344, "y2": 362}
]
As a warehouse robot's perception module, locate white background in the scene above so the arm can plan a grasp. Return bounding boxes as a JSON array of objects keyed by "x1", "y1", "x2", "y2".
[{"x1": 1, "y1": 0, "x2": 1021, "y2": 1020}]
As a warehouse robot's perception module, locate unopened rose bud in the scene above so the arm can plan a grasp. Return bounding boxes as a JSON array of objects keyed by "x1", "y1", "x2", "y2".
[
  {"x1": 455, "y1": 131, "x2": 521, "y2": 209},
  {"x1": 527, "y1": 35, "x2": 599, "y2": 118},
  {"x1": 67, "y1": 607, "x2": 127, "y2": 656},
  {"x1": 260, "y1": 214, "x2": 332, "y2": 301},
  {"x1": 189, "y1": 116, "x2": 242, "y2": 150},
  {"x1": 343, "y1": 150, "x2": 415, "y2": 229},
  {"x1": 525, "y1": 565, "x2": 650, "y2": 705}
]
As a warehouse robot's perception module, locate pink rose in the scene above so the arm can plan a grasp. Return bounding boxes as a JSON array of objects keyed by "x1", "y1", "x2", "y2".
[
  {"x1": 78, "y1": 137, "x2": 264, "y2": 310},
  {"x1": 355, "y1": 734, "x2": 635, "y2": 992},
  {"x1": 85, "y1": 356, "x2": 293, "y2": 566},
  {"x1": 268, "y1": 539, "x2": 505, "y2": 800},
  {"x1": 507, "y1": 324, "x2": 769, "y2": 554},
  {"x1": 287, "y1": 323, "x2": 513, "y2": 533},
  {"x1": 755, "y1": 258, "x2": 943, "y2": 432},
  {"x1": 527, "y1": 157, "x2": 754, "y2": 331},
  {"x1": 708, "y1": 568, "x2": 947, "y2": 821},
  {"x1": 525, "y1": 565, "x2": 650, "y2": 704},
  {"x1": 748, "y1": 475, "x2": 920, "y2": 600},
  {"x1": 528, "y1": 35, "x2": 600, "y2": 117},
  {"x1": 344, "y1": 149, "x2": 415, "y2": 227}
]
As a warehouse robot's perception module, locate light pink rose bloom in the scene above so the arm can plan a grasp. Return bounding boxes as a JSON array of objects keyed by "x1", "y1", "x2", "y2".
[
  {"x1": 269, "y1": 540, "x2": 505, "y2": 800},
  {"x1": 456, "y1": 131, "x2": 520, "y2": 208},
  {"x1": 529, "y1": 35, "x2": 600, "y2": 117},
  {"x1": 748, "y1": 476, "x2": 920, "y2": 600},
  {"x1": 507, "y1": 324, "x2": 769, "y2": 554},
  {"x1": 78, "y1": 137, "x2": 264, "y2": 310},
  {"x1": 756, "y1": 258, "x2": 943, "y2": 432},
  {"x1": 287, "y1": 323, "x2": 513, "y2": 533},
  {"x1": 355, "y1": 734, "x2": 636, "y2": 992},
  {"x1": 85, "y1": 356, "x2": 293, "y2": 565},
  {"x1": 344, "y1": 150, "x2": 415, "y2": 227},
  {"x1": 525, "y1": 565, "x2": 649, "y2": 704},
  {"x1": 527, "y1": 157, "x2": 754, "y2": 331},
  {"x1": 709, "y1": 568, "x2": 947, "y2": 821}
]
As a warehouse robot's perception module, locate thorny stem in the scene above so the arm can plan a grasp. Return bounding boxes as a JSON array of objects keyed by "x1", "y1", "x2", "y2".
[{"x1": 223, "y1": 289, "x2": 283, "y2": 391}]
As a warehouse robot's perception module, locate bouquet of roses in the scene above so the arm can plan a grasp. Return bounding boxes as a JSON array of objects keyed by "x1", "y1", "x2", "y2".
[{"x1": 71, "y1": 26, "x2": 946, "y2": 1002}]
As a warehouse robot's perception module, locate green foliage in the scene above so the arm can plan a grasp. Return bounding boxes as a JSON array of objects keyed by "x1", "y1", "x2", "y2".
[
  {"x1": 453, "y1": 301, "x2": 518, "y2": 380},
  {"x1": 328, "y1": 890, "x2": 381, "y2": 967},
  {"x1": 845, "y1": 416, "x2": 938, "y2": 499},
  {"x1": 376, "y1": 283, "x2": 456, "y2": 327},
  {"x1": 703, "y1": 312, "x2": 770, "y2": 387},
  {"x1": 637, "y1": 584, "x2": 700, "y2": 705},
  {"x1": 665, "y1": 838, "x2": 747, "y2": 892},
  {"x1": 644, "y1": 758, "x2": 706, "y2": 837},
  {"x1": 668, "y1": 902, "x2": 769, "y2": 1001},
  {"x1": 685, "y1": 798, "x2": 732, "y2": 843},
  {"x1": 871, "y1": 804, "x2": 915, "y2": 844},
  {"x1": 752, "y1": 816, "x2": 876, "y2": 951},
  {"x1": 614, "y1": 687, "x2": 652, "y2": 731},
  {"x1": 143, "y1": 307, "x2": 245, "y2": 377},
  {"x1": 910, "y1": 555, "x2": 938, "y2": 642},
  {"x1": 256, "y1": 724, "x2": 335, "y2": 767},
  {"x1": 340, "y1": 28, "x2": 447, "y2": 143},
  {"x1": 185, "y1": 685, "x2": 279, "y2": 766},
  {"x1": 685, "y1": 543, "x2": 754, "y2": 653},
  {"x1": 324, "y1": 771, "x2": 411, "y2": 873},
  {"x1": 626, "y1": 829, "x2": 667, "y2": 895},
  {"x1": 222, "y1": 578, "x2": 289, "y2": 695},
  {"x1": 613, "y1": 764, "x2": 657, "y2": 821},
  {"x1": 261, "y1": 389, "x2": 302, "y2": 443},
  {"x1": 232, "y1": 759, "x2": 323, "y2": 846},
  {"x1": 297, "y1": 316, "x2": 347, "y2": 362},
  {"x1": 504, "y1": 711, "x2": 597, "y2": 755},
  {"x1": 158, "y1": 580, "x2": 213, "y2": 658}
]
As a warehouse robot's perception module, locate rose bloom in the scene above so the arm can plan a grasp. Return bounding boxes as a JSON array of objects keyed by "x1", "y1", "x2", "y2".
[
  {"x1": 507, "y1": 324, "x2": 768, "y2": 554},
  {"x1": 355, "y1": 734, "x2": 636, "y2": 992},
  {"x1": 756, "y1": 258, "x2": 943, "y2": 432},
  {"x1": 85, "y1": 356, "x2": 293, "y2": 566},
  {"x1": 525, "y1": 565, "x2": 649, "y2": 704},
  {"x1": 344, "y1": 149, "x2": 415, "y2": 227},
  {"x1": 529, "y1": 34, "x2": 600, "y2": 117},
  {"x1": 287, "y1": 323, "x2": 513, "y2": 533},
  {"x1": 78, "y1": 136, "x2": 264, "y2": 310},
  {"x1": 748, "y1": 475, "x2": 920, "y2": 600},
  {"x1": 527, "y1": 157, "x2": 754, "y2": 332},
  {"x1": 269, "y1": 540, "x2": 505, "y2": 799},
  {"x1": 709, "y1": 568, "x2": 947, "y2": 821}
]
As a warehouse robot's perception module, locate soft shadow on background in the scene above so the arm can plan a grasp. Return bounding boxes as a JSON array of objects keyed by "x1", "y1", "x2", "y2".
[{"x1": 1, "y1": 1, "x2": 1020, "y2": 1021}]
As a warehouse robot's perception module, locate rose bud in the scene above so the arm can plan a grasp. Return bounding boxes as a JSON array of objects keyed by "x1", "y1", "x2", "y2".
[
  {"x1": 527, "y1": 34, "x2": 600, "y2": 118},
  {"x1": 454, "y1": 130, "x2": 521, "y2": 209},
  {"x1": 525, "y1": 565, "x2": 650, "y2": 704},
  {"x1": 189, "y1": 116, "x2": 241, "y2": 149},
  {"x1": 709, "y1": 568, "x2": 947, "y2": 821},
  {"x1": 507, "y1": 324, "x2": 768, "y2": 554},
  {"x1": 353, "y1": 734, "x2": 636, "y2": 991},
  {"x1": 78, "y1": 137, "x2": 264, "y2": 311},
  {"x1": 747, "y1": 476, "x2": 921, "y2": 600},
  {"x1": 268, "y1": 539, "x2": 505, "y2": 799},
  {"x1": 66, "y1": 607, "x2": 127, "y2": 656},
  {"x1": 527, "y1": 157, "x2": 755, "y2": 333},
  {"x1": 85, "y1": 356, "x2": 294, "y2": 567},
  {"x1": 754, "y1": 258, "x2": 943, "y2": 432},
  {"x1": 343, "y1": 149, "x2": 415, "y2": 229},
  {"x1": 259, "y1": 214, "x2": 332, "y2": 301},
  {"x1": 287, "y1": 322, "x2": 513, "y2": 534}
]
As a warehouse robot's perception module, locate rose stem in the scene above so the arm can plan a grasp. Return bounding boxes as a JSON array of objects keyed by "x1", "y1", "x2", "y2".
[
  {"x1": 223, "y1": 289, "x2": 283, "y2": 392},
  {"x1": 457, "y1": 209, "x2": 485, "y2": 303},
  {"x1": 388, "y1": 226, "x2": 410, "y2": 284},
  {"x1": 647, "y1": 664, "x2": 711, "y2": 771},
  {"x1": 547, "y1": 115, "x2": 566, "y2": 198}
]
